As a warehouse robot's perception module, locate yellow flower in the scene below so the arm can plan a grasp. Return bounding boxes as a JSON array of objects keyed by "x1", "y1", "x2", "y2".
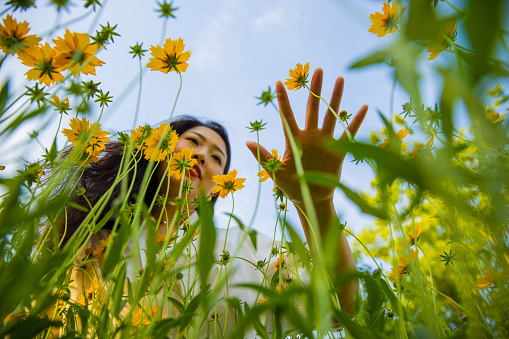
[
  {"x1": 79, "y1": 278, "x2": 103, "y2": 306},
  {"x1": 256, "y1": 297, "x2": 267, "y2": 304},
  {"x1": 143, "y1": 123, "x2": 179, "y2": 162},
  {"x1": 211, "y1": 169, "x2": 246, "y2": 198},
  {"x1": 274, "y1": 252, "x2": 285, "y2": 272},
  {"x1": 0, "y1": 165, "x2": 5, "y2": 170},
  {"x1": 476, "y1": 270, "x2": 495, "y2": 289},
  {"x1": 0, "y1": 14, "x2": 41, "y2": 55},
  {"x1": 168, "y1": 147, "x2": 198, "y2": 180},
  {"x1": 48, "y1": 95, "x2": 71, "y2": 114},
  {"x1": 487, "y1": 112, "x2": 501, "y2": 123},
  {"x1": 396, "y1": 223, "x2": 422, "y2": 250},
  {"x1": 258, "y1": 149, "x2": 281, "y2": 182},
  {"x1": 53, "y1": 29, "x2": 105, "y2": 76},
  {"x1": 276, "y1": 279, "x2": 285, "y2": 293},
  {"x1": 132, "y1": 306, "x2": 157, "y2": 327},
  {"x1": 388, "y1": 249, "x2": 417, "y2": 281},
  {"x1": 379, "y1": 128, "x2": 409, "y2": 148},
  {"x1": 62, "y1": 117, "x2": 110, "y2": 165},
  {"x1": 284, "y1": 62, "x2": 310, "y2": 91},
  {"x1": 368, "y1": 1, "x2": 407, "y2": 37},
  {"x1": 130, "y1": 124, "x2": 152, "y2": 149},
  {"x1": 17, "y1": 42, "x2": 64, "y2": 86},
  {"x1": 408, "y1": 135, "x2": 434, "y2": 159},
  {"x1": 476, "y1": 269, "x2": 509, "y2": 289},
  {"x1": 427, "y1": 18, "x2": 457, "y2": 60},
  {"x1": 146, "y1": 37, "x2": 191, "y2": 73},
  {"x1": 92, "y1": 234, "x2": 112, "y2": 258}
]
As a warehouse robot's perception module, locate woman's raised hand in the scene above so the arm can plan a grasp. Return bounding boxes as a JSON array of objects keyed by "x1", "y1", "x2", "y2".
[{"x1": 246, "y1": 67, "x2": 368, "y2": 206}]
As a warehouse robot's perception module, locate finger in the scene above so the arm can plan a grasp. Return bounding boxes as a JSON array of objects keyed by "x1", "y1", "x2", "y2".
[
  {"x1": 276, "y1": 81, "x2": 300, "y2": 138},
  {"x1": 339, "y1": 104, "x2": 368, "y2": 141},
  {"x1": 305, "y1": 68, "x2": 323, "y2": 129},
  {"x1": 322, "y1": 76, "x2": 345, "y2": 135},
  {"x1": 246, "y1": 141, "x2": 272, "y2": 166}
]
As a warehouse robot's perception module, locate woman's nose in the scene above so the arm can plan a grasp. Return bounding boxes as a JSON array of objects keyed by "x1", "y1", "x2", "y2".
[{"x1": 192, "y1": 153, "x2": 205, "y2": 165}]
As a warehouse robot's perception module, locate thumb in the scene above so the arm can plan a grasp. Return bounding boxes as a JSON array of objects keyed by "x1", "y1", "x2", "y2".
[{"x1": 246, "y1": 141, "x2": 272, "y2": 166}]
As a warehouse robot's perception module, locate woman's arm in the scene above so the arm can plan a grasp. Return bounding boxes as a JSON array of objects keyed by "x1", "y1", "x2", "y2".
[{"x1": 246, "y1": 67, "x2": 367, "y2": 315}]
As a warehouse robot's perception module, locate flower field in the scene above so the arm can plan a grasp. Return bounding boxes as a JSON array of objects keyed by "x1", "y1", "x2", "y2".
[{"x1": 0, "y1": 0, "x2": 508, "y2": 338}]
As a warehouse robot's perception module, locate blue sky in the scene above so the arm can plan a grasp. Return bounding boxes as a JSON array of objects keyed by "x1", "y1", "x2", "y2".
[{"x1": 1, "y1": 0, "x2": 467, "y2": 239}]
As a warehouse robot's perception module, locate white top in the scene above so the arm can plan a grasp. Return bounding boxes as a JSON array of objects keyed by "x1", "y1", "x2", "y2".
[{"x1": 69, "y1": 214, "x2": 308, "y2": 338}]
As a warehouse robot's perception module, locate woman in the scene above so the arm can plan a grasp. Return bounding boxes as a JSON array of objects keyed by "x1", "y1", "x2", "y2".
[{"x1": 61, "y1": 68, "x2": 367, "y2": 337}]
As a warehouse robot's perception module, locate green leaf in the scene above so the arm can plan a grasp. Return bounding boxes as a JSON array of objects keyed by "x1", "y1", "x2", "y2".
[
  {"x1": 227, "y1": 212, "x2": 258, "y2": 250},
  {"x1": 283, "y1": 220, "x2": 311, "y2": 270},
  {"x1": 302, "y1": 172, "x2": 389, "y2": 220},
  {"x1": 0, "y1": 81, "x2": 9, "y2": 118},
  {"x1": 404, "y1": 0, "x2": 439, "y2": 41},
  {"x1": 363, "y1": 275, "x2": 385, "y2": 314},
  {"x1": 350, "y1": 49, "x2": 389, "y2": 69},
  {"x1": 102, "y1": 225, "x2": 130, "y2": 278},
  {"x1": 379, "y1": 278, "x2": 406, "y2": 320},
  {"x1": 390, "y1": 41, "x2": 422, "y2": 108},
  {"x1": 1, "y1": 316, "x2": 62, "y2": 338},
  {"x1": 91, "y1": 208, "x2": 115, "y2": 233},
  {"x1": 0, "y1": 105, "x2": 48, "y2": 138},
  {"x1": 244, "y1": 302, "x2": 269, "y2": 339},
  {"x1": 331, "y1": 309, "x2": 377, "y2": 339},
  {"x1": 168, "y1": 297, "x2": 185, "y2": 314},
  {"x1": 66, "y1": 201, "x2": 89, "y2": 213},
  {"x1": 152, "y1": 318, "x2": 181, "y2": 336},
  {"x1": 198, "y1": 198, "x2": 216, "y2": 299},
  {"x1": 465, "y1": 0, "x2": 501, "y2": 82},
  {"x1": 111, "y1": 263, "x2": 127, "y2": 318},
  {"x1": 178, "y1": 291, "x2": 204, "y2": 330}
]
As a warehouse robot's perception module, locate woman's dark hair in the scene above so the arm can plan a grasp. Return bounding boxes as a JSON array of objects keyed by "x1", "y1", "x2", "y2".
[{"x1": 58, "y1": 115, "x2": 231, "y2": 245}]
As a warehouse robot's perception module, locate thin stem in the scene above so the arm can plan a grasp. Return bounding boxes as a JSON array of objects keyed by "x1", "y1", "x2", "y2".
[
  {"x1": 132, "y1": 57, "x2": 143, "y2": 128},
  {"x1": 0, "y1": 54, "x2": 8, "y2": 68},
  {"x1": 443, "y1": 0, "x2": 463, "y2": 14},
  {"x1": 248, "y1": 130, "x2": 262, "y2": 227},
  {"x1": 451, "y1": 262, "x2": 495, "y2": 337},
  {"x1": 305, "y1": 84, "x2": 352, "y2": 142}
]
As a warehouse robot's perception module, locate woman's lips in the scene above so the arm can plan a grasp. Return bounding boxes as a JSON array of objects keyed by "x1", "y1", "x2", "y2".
[{"x1": 190, "y1": 164, "x2": 201, "y2": 179}]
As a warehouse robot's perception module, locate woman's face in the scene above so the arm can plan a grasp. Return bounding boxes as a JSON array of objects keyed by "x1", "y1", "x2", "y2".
[{"x1": 158, "y1": 126, "x2": 228, "y2": 202}]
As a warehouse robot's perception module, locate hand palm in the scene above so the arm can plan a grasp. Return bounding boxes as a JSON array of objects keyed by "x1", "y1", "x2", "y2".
[{"x1": 247, "y1": 68, "x2": 368, "y2": 205}]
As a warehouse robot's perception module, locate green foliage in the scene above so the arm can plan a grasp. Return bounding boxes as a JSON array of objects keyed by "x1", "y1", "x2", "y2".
[{"x1": 0, "y1": 0, "x2": 508, "y2": 338}]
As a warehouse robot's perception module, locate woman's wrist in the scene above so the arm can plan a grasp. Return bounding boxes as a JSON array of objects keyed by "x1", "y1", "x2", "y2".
[{"x1": 293, "y1": 196, "x2": 334, "y2": 211}]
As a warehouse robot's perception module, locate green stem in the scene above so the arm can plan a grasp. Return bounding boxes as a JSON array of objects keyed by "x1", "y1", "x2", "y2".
[
  {"x1": 451, "y1": 262, "x2": 495, "y2": 337},
  {"x1": 248, "y1": 130, "x2": 262, "y2": 227},
  {"x1": 305, "y1": 85, "x2": 352, "y2": 142},
  {"x1": 0, "y1": 54, "x2": 8, "y2": 68},
  {"x1": 132, "y1": 57, "x2": 144, "y2": 128},
  {"x1": 443, "y1": 0, "x2": 463, "y2": 14}
]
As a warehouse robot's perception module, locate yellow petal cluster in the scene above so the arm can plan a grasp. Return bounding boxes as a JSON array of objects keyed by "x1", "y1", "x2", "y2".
[
  {"x1": 379, "y1": 128, "x2": 409, "y2": 148},
  {"x1": 211, "y1": 169, "x2": 246, "y2": 198},
  {"x1": 284, "y1": 62, "x2": 310, "y2": 91},
  {"x1": 146, "y1": 37, "x2": 191, "y2": 73},
  {"x1": 53, "y1": 29, "x2": 105, "y2": 76},
  {"x1": 258, "y1": 149, "x2": 281, "y2": 182},
  {"x1": 62, "y1": 117, "x2": 110, "y2": 165},
  {"x1": 476, "y1": 269, "x2": 509, "y2": 289},
  {"x1": 427, "y1": 18, "x2": 457, "y2": 60},
  {"x1": 0, "y1": 14, "x2": 41, "y2": 55},
  {"x1": 17, "y1": 42, "x2": 64, "y2": 86},
  {"x1": 169, "y1": 147, "x2": 198, "y2": 180},
  {"x1": 143, "y1": 123, "x2": 179, "y2": 162},
  {"x1": 388, "y1": 249, "x2": 418, "y2": 281},
  {"x1": 368, "y1": 1, "x2": 407, "y2": 37}
]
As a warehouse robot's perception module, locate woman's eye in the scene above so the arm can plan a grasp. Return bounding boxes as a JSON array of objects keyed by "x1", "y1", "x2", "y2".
[
  {"x1": 187, "y1": 137, "x2": 198, "y2": 145},
  {"x1": 212, "y1": 155, "x2": 222, "y2": 165}
]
